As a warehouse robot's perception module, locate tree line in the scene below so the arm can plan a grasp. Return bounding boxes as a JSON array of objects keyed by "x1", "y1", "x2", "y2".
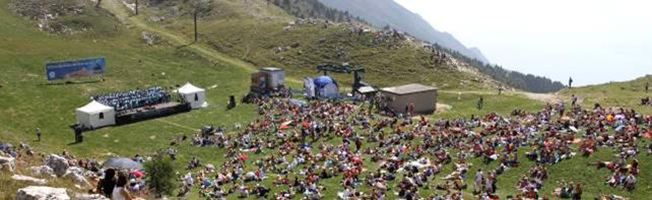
[
  {"x1": 432, "y1": 43, "x2": 566, "y2": 93},
  {"x1": 267, "y1": 0, "x2": 366, "y2": 23}
]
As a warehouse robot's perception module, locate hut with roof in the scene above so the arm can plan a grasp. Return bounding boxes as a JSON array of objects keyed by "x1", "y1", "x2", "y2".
[{"x1": 380, "y1": 83, "x2": 438, "y2": 114}]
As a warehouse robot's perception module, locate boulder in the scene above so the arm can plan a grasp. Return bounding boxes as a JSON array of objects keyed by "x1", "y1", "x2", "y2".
[
  {"x1": 74, "y1": 194, "x2": 109, "y2": 200},
  {"x1": 44, "y1": 154, "x2": 69, "y2": 177},
  {"x1": 64, "y1": 171, "x2": 91, "y2": 188},
  {"x1": 16, "y1": 186, "x2": 70, "y2": 200},
  {"x1": 141, "y1": 32, "x2": 165, "y2": 45},
  {"x1": 0, "y1": 155, "x2": 15, "y2": 172},
  {"x1": 29, "y1": 165, "x2": 55, "y2": 178},
  {"x1": 12, "y1": 174, "x2": 48, "y2": 185},
  {"x1": 66, "y1": 166, "x2": 85, "y2": 175}
]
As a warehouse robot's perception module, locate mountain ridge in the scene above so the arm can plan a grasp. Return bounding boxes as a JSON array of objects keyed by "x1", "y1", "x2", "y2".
[{"x1": 317, "y1": 0, "x2": 490, "y2": 64}]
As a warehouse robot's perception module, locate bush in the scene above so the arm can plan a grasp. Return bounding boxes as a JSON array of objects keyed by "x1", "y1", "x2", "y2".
[{"x1": 144, "y1": 155, "x2": 176, "y2": 197}]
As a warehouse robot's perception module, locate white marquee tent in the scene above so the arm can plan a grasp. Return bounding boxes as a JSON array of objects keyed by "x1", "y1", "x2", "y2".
[
  {"x1": 178, "y1": 83, "x2": 207, "y2": 109},
  {"x1": 76, "y1": 100, "x2": 115, "y2": 129}
]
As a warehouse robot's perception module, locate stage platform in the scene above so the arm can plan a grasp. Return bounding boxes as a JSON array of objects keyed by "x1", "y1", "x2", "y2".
[{"x1": 115, "y1": 102, "x2": 191, "y2": 125}]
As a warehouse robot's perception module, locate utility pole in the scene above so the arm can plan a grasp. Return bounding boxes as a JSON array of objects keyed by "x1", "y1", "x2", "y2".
[{"x1": 194, "y1": 8, "x2": 198, "y2": 42}]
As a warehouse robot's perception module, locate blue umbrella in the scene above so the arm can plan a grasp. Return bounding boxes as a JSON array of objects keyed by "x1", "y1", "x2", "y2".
[{"x1": 103, "y1": 157, "x2": 143, "y2": 170}]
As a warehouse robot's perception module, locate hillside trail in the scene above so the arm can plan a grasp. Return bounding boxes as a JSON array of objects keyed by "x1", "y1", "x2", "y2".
[
  {"x1": 520, "y1": 92, "x2": 562, "y2": 104},
  {"x1": 440, "y1": 90, "x2": 562, "y2": 104},
  {"x1": 102, "y1": 0, "x2": 301, "y2": 84}
]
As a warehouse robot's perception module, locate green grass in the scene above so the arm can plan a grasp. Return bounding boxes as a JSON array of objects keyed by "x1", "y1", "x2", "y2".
[
  {"x1": 436, "y1": 91, "x2": 545, "y2": 119},
  {"x1": 140, "y1": 0, "x2": 495, "y2": 91},
  {"x1": 559, "y1": 75, "x2": 652, "y2": 115},
  {"x1": 0, "y1": 0, "x2": 258, "y2": 165},
  {"x1": 1, "y1": 0, "x2": 651, "y2": 199}
]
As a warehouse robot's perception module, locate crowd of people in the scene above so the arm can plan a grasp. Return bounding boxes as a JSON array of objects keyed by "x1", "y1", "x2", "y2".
[
  {"x1": 10, "y1": 86, "x2": 651, "y2": 199},
  {"x1": 164, "y1": 94, "x2": 651, "y2": 199},
  {"x1": 93, "y1": 86, "x2": 171, "y2": 112}
]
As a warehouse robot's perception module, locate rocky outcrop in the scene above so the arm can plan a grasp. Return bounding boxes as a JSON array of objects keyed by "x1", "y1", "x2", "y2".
[
  {"x1": 11, "y1": 175, "x2": 48, "y2": 185},
  {"x1": 16, "y1": 186, "x2": 70, "y2": 200},
  {"x1": 64, "y1": 171, "x2": 92, "y2": 188},
  {"x1": 141, "y1": 32, "x2": 166, "y2": 46},
  {"x1": 0, "y1": 155, "x2": 15, "y2": 172},
  {"x1": 44, "y1": 154, "x2": 69, "y2": 177},
  {"x1": 29, "y1": 165, "x2": 56, "y2": 178}
]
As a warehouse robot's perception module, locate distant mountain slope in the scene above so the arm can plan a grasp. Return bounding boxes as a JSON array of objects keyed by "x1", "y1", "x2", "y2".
[{"x1": 317, "y1": 0, "x2": 489, "y2": 64}]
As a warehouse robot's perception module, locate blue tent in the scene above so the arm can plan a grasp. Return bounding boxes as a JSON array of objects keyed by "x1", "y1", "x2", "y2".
[
  {"x1": 314, "y1": 76, "x2": 338, "y2": 88},
  {"x1": 313, "y1": 76, "x2": 339, "y2": 98}
]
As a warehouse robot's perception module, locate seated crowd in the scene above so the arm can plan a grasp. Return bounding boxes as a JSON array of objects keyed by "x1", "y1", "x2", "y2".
[{"x1": 93, "y1": 86, "x2": 171, "y2": 112}]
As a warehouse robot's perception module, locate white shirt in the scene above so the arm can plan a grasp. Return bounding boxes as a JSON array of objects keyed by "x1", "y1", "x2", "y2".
[{"x1": 112, "y1": 187, "x2": 126, "y2": 200}]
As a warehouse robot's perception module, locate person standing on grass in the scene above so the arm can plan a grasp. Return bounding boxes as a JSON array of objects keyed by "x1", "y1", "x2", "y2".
[
  {"x1": 477, "y1": 97, "x2": 484, "y2": 110},
  {"x1": 36, "y1": 128, "x2": 41, "y2": 142},
  {"x1": 646, "y1": 82, "x2": 649, "y2": 93},
  {"x1": 568, "y1": 77, "x2": 573, "y2": 89}
]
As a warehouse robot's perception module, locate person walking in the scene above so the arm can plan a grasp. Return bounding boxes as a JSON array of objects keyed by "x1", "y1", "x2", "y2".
[
  {"x1": 36, "y1": 128, "x2": 41, "y2": 142},
  {"x1": 474, "y1": 169, "x2": 484, "y2": 194},
  {"x1": 477, "y1": 97, "x2": 484, "y2": 110}
]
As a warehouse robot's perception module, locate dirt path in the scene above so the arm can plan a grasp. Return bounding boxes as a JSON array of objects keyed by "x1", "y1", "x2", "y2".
[
  {"x1": 519, "y1": 92, "x2": 561, "y2": 103},
  {"x1": 103, "y1": 0, "x2": 301, "y2": 84},
  {"x1": 440, "y1": 90, "x2": 562, "y2": 103}
]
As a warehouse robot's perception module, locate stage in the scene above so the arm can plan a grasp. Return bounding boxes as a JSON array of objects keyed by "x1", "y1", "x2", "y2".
[{"x1": 115, "y1": 102, "x2": 191, "y2": 125}]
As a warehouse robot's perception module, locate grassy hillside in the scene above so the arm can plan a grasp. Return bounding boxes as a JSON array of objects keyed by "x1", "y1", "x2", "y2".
[
  {"x1": 560, "y1": 75, "x2": 652, "y2": 115},
  {"x1": 0, "y1": 0, "x2": 258, "y2": 161},
  {"x1": 0, "y1": 0, "x2": 651, "y2": 199},
  {"x1": 138, "y1": 0, "x2": 498, "y2": 90}
]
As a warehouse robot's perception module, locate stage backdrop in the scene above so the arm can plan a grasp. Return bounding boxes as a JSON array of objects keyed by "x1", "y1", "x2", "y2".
[{"x1": 46, "y1": 57, "x2": 106, "y2": 81}]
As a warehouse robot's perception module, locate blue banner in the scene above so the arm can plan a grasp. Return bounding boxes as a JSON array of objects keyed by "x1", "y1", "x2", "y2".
[{"x1": 46, "y1": 58, "x2": 106, "y2": 81}]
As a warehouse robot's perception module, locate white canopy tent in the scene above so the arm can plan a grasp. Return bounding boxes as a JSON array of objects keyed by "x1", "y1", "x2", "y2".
[
  {"x1": 76, "y1": 100, "x2": 115, "y2": 129},
  {"x1": 178, "y1": 83, "x2": 207, "y2": 109}
]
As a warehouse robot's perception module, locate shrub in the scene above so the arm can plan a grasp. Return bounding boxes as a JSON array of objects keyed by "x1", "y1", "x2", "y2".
[{"x1": 144, "y1": 155, "x2": 176, "y2": 197}]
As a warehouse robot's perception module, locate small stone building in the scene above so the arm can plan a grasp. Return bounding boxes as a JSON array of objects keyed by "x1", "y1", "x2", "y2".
[{"x1": 380, "y1": 84, "x2": 438, "y2": 114}]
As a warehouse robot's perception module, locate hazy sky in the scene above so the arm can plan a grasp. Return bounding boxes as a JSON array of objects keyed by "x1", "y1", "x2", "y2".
[{"x1": 395, "y1": 0, "x2": 652, "y2": 86}]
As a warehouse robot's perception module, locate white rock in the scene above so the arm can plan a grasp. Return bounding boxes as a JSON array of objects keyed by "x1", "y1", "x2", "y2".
[
  {"x1": 12, "y1": 174, "x2": 48, "y2": 185},
  {"x1": 16, "y1": 186, "x2": 70, "y2": 200},
  {"x1": 64, "y1": 172, "x2": 91, "y2": 188},
  {"x1": 74, "y1": 194, "x2": 109, "y2": 200},
  {"x1": 0, "y1": 156, "x2": 15, "y2": 172},
  {"x1": 66, "y1": 166, "x2": 85, "y2": 175},
  {"x1": 29, "y1": 165, "x2": 56, "y2": 178},
  {"x1": 44, "y1": 154, "x2": 69, "y2": 177}
]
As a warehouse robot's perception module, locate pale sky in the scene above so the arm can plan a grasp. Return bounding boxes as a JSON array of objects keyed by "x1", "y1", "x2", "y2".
[{"x1": 395, "y1": 0, "x2": 652, "y2": 86}]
